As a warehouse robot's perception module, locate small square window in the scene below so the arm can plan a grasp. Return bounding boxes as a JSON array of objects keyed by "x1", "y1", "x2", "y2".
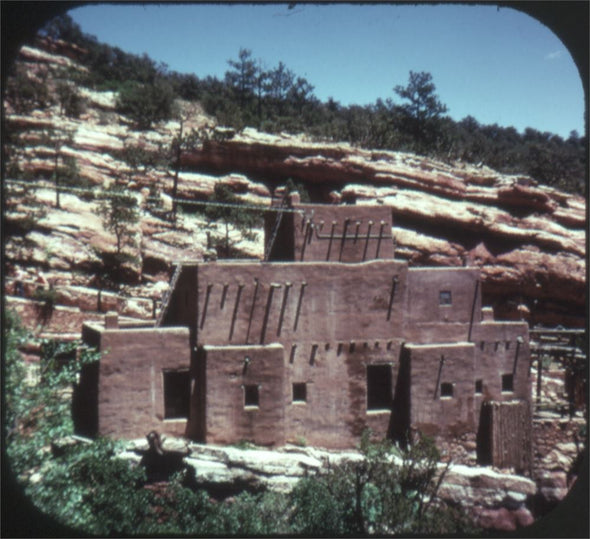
[
  {"x1": 439, "y1": 290, "x2": 452, "y2": 305},
  {"x1": 244, "y1": 385, "x2": 259, "y2": 407},
  {"x1": 505, "y1": 341, "x2": 511, "y2": 350},
  {"x1": 475, "y1": 379, "x2": 483, "y2": 394},
  {"x1": 502, "y1": 374, "x2": 514, "y2": 392},
  {"x1": 293, "y1": 383, "x2": 307, "y2": 403},
  {"x1": 440, "y1": 382, "x2": 454, "y2": 398},
  {"x1": 163, "y1": 370, "x2": 190, "y2": 419}
]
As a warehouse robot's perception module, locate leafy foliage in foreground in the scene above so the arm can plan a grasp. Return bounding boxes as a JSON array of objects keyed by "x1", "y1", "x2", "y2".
[
  {"x1": 4, "y1": 310, "x2": 100, "y2": 474},
  {"x1": 5, "y1": 310, "x2": 476, "y2": 536},
  {"x1": 290, "y1": 431, "x2": 476, "y2": 536}
]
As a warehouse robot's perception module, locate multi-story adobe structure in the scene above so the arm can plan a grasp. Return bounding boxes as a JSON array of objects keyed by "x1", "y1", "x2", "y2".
[{"x1": 78, "y1": 193, "x2": 532, "y2": 470}]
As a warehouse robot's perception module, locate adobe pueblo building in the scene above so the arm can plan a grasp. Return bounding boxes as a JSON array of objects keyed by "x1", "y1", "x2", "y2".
[{"x1": 78, "y1": 193, "x2": 532, "y2": 470}]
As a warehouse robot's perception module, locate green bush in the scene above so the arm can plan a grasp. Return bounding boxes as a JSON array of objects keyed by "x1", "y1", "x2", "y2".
[
  {"x1": 290, "y1": 477, "x2": 351, "y2": 535},
  {"x1": 204, "y1": 183, "x2": 263, "y2": 257},
  {"x1": 97, "y1": 183, "x2": 139, "y2": 255},
  {"x1": 56, "y1": 81, "x2": 84, "y2": 118},
  {"x1": 5, "y1": 64, "x2": 52, "y2": 113},
  {"x1": 289, "y1": 430, "x2": 477, "y2": 536},
  {"x1": 116, "y1": 79, "x2": 176, "y2": 130},
  {"x1": 5, "y1": 313, "x2": 101, "y2": 474},
  {"x1": 214, "y1": 491, "x2": 290, "y2": 535}
]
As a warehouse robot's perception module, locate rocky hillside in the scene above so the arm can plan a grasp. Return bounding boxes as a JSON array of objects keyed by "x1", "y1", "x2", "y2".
[{"x1": 3, "y1": 39, "x2": 586, "y2": 336}]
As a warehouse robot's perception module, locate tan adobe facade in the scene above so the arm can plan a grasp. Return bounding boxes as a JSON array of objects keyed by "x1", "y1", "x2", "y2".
[{"x1": 78, "y1": 197, "x2": 532, "y2": 469}]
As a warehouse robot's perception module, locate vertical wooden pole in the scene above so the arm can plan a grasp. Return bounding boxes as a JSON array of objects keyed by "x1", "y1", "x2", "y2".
[
  {"x1": 338, "y1": 218, "x2": 350, "y2": 261},
  {"x1": 362, "y1": 221, "x2": 373, "y2": 261},
  {"x1": 277, "y1": 282, "x2": 291, "y2": 336},
  {"x1": 326, "y1": 221, "x2": 336, "y2": 261},
  {"x1": 536, "y1": 356, "x2": 542, "y2": 403},
  {"x1": 293, "y1": 282, "x2": 307, "y2": 331},
  {"x1": 467, "y1": 279, "x2": 480, "y2": 342},
  {"x1": 199, "y1": 284, "x2": 212, "y2": 329},
  {"x1": 229, "y1": 284, "x2": 243, "y2": 342},
  {"x1": 245, "y1": 278, "x2": 259, "y2": 343},
  {"x1": 387, "y1": 276, "x2": 398, "y2": 321}
]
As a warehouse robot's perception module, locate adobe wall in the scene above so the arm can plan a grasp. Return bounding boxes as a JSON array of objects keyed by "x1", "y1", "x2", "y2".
[
  {"x1": 82, "y1": 322, "x2": 191, "y2": 439},
  {"x1": 184, "y1": 260, "x2": 408, "y2": 347},
  {"x1": 403, "y1": 342, "x2": 477, "y2": 439},
  {"x1": 195, "y1": 344, "x2": 286, "y2": 446},
  {"x1": 470, "y1": 321, "x2": 530, "y2": 403},
  {"x1": 193, "y1": 338, "x2": 405, "y2": 449},
  {"x1": 404, "y1": 267, "x2": 482, "y2": 343},
  {"x1": 282, "y1": 338, "x2": 405, "y2": 448},
  {"x1": 285, "y1": 203, "x2": 395, "y2": 262}
]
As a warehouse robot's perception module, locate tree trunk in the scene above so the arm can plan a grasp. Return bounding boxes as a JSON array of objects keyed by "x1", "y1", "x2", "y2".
[
  {"x1": 172, "y1": 119, "x2": 184, "y2": 227},
  {"x1": 172, "y1": 165, "x2": 179, "y2": 226},
  {"x1": 225, "y1": 222, "x2": 230, "y2": 257},
  {"x1": 55, "y1": 151, "x2": 60, "y2": 209}
]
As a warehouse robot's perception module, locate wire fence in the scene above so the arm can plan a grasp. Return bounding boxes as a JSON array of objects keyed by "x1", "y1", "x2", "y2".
[{"x1": 4, "y1": 178, "x2": 304, "y2": 215}]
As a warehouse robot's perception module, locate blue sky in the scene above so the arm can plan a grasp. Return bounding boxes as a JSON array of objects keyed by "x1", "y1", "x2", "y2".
[{"x1": 69, "y1": 3, "x2": 585, "y2": 139}]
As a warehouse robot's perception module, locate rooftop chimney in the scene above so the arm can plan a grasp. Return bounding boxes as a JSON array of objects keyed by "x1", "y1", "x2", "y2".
[
  {"x1": 105, "y1": 311, "x2": 119, "y2": 329},
  {"x1": 481, "y1": 306, "x2": 494, "y2": 322}
]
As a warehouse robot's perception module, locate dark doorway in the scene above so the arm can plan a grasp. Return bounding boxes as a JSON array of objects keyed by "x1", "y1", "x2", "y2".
[
  {"x1": 163, "y1": 370, "x2": 190, "y2": 419},
  {"x1": 389, "y1": 349, "x2": 411, "y2": 446},
  {"x1": 476, "y1": 402, "x2": 492, "y2": 465},
  {"x1": 73, "y1": 361, "x2": 99, "y2": 437},
  {"x1": 367, "y1": 364, "x2": 392, "y2": 410}
]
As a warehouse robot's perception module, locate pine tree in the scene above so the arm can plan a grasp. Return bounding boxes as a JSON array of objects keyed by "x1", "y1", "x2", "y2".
[
  {"x1": 97, "y1": 183, "x2": 139, "y2": 258},
  {"x1": 40, "y1": 127, "x2": 76, "y2": 209},
  {"x1": 393, "y1": 71, "x2": 448, "y2": 153}
]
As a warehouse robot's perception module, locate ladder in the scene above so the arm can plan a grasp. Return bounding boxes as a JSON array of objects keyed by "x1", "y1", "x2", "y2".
[
  {"x1": 264, "y1": 193, "x2": 289, "y2": 261},
  {"x1": 155, "y1": 263, "x2": 183, "y2": 327}
]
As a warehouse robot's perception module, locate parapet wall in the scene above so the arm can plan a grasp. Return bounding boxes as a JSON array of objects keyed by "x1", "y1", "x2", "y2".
[
  {"x1": 405, "y1": 267, "x2": 481, "y2": 332},
  {"x1": 266, "y1": 203, "x2": 394, "y2": 262}
]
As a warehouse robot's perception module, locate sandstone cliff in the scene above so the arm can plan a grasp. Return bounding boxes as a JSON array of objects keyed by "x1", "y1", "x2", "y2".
[{"x1": 3, "y1": 40, "x2": 586, "y2": 335}]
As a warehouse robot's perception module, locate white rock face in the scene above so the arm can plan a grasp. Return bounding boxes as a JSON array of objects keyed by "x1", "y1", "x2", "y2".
[
  {"x1": 117, "y1": 438, "x2": 540, "y2": 514},
  {"x1": 78, "y1": 88, "x2": 117, "y2": 110}
]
